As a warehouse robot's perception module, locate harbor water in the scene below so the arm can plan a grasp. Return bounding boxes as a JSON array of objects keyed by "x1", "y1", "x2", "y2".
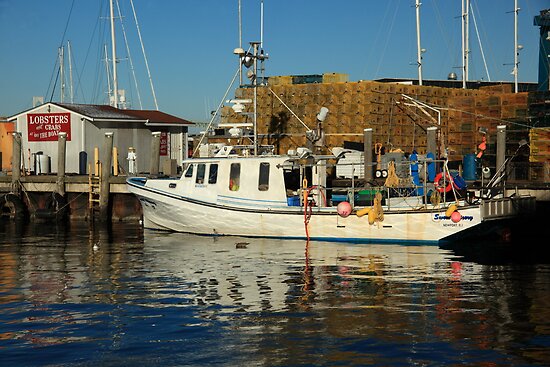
[{"x1": 1, "y1": 220, "x2": 549, "y2": 366}]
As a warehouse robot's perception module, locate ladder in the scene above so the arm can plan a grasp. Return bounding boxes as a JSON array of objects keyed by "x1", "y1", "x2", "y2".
[{"x1": 88, "y1": 162, "x2": 101, "y2": 216}]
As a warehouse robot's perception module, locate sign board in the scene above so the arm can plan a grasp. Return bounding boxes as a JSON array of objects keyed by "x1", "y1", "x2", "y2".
[
  {"x1": 160, "y1": 131, "x2": 168, "y2": 156},
  {"x1": 27, "y1": 113, "x2": 71, "y2": 141}
]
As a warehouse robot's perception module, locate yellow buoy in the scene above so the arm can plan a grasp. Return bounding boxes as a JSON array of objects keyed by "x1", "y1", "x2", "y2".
[
  {"x1": 356, "y1": 207, "x2": 371, "y2": 217},
  {"x1": 445, "y1": 204, "x2": 457, "y2": 217},
  {"x1": 368, "y1": 209, "x2": 376, "y2": 225}
]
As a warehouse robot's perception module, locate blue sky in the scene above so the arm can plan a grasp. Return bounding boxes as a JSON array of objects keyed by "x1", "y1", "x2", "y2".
[{"x1": 0, "y1": 0, "x2": 548, "y2": 123}]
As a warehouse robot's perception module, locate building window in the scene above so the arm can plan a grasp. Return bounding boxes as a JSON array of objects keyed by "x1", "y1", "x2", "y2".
[
  {"x1": 196, "y1": 164, "x2": 206, "y2": 184},
  {"x1": 208, "y1": 164, "x2": 218, "y2": 184},
  {"x1": 184, "y1": 164, "x2": 194, "y2": 178},
  {"x1": 229, "y1": 163, "x2": 240, "y2": 191},
  {"x1": 258, "y1": 162, "x2": 270, "y2": 191}
]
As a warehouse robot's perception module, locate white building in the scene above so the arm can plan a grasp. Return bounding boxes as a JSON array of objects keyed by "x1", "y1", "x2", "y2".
[{"x1": 8, "y1": 102, "x2": 193, "y2": 175}]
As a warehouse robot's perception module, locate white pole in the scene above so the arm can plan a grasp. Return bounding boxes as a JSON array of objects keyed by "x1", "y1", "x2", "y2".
[
  {"x1": 260, "y1": 0, "x2": 264, "y2": 47},
  {"x1": 465, "y1": 0, "x2": 470, "y2": 84},
  {"x1": 514, "y1": 0, "x2": 520, "y2": 93},
  {"x1": 238, "y1": 0, "x2": 243, "y2": 85},
  {"x1": 110, "y1": 0, "x2": 119, "y2": 108},
  {"x1": 415, "y1": 0, "x2": 423, "y2": 86},
  {"x1": 461, "y1": 0, "x2": 466, "y2": 88},
  {"x1": 59, "y1": 46, "x2": 65, "y2": 103},
  {"x1": 68, "y1": 41, "x2": 74, "y2": 103}
]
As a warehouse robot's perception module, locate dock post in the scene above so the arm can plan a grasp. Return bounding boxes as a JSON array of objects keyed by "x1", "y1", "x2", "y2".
[
  {"x1": 427, "y1": 127, "x2": 437, "y2": 156},
  {"x1": 363, "y1": 128, "x2": 373, "y2": 185},
  {"x1": 11, "y1": 132, "x2": 22, "y2": 195},
  {"x1": 56, "y1": 132, "x2": 67, "y2": 196},
  {"x1": 496, "y1": 125, "x2": 506, "y2": 178},
  {"x1": 150, "y1": 131, "x2": 161, "y2": 176},
  {"x1": 99, "y1": 132, "x2": 114, "y2": 221}
]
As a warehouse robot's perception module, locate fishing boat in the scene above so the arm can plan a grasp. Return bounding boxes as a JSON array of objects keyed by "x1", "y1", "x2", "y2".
[{"x1": 126, "y1": 42, "x2": 536, "y2": 245}]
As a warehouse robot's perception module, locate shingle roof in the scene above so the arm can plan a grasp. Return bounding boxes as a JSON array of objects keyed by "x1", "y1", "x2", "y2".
[{"x1": 55, "y1": 103, "x2": 194, "y2": 125}]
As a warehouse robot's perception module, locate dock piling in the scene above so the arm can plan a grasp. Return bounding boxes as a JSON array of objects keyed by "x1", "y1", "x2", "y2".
[
  {"x1": 11, "y1": 132, "x2": 22, "y2": 195},
  {"x1": 363, "y1": 128, "x2": 373, "y2": 184},
  {"x1": 100, "y1": 132, "x2": 113, "y2": 220},
  {"x1": 150, "y1": 131, "x2": 161, "y2": 176},
  {"x1": 56, "y1": 132, "x2": 67, "y2": 196}
]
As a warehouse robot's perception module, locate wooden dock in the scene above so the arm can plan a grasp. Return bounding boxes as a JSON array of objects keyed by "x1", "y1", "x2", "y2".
[{"x1": 0, "y1": 173, "x2": 141, "y2": 222}]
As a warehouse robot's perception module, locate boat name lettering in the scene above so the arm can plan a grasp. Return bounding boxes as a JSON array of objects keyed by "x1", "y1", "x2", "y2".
[{"x1": 433, "y1": 214, "x2": 474, "y2": 221}]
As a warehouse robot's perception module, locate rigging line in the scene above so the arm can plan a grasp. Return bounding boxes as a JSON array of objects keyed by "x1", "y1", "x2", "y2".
[
  {"x1": 268, "y1": 88, "x2": 312, "y2": 132},
  {"x1": 374, "y1": 0, "x2": 401, "y2": 79},
  {"x1": 431, "y1": 0, "x2": 459, "y2": 72},
  {"x1": 47, "y1": 0, "x2": 75, "y2": 101},
  {"x1": 470, "y1": 1, "x2": 491, "y2": 81},
  {"x1": 115, "y1": 0, "x2": 143, "y2": 109},
  {"x1": 130, "y1": 0, "x2": 159, "y2": 110},
  {"x1": 49, "y1": 67, "x2": 61, "y2": 103},
  {"x1": 192, "y1": 65, "x2": 242, "y2": 157},
  {"x1": 442, "y1": 106, "x2": 532, "y2": 129},
  {"x1": 361, "y1": 2, "x2": 394, "y2": 79}
]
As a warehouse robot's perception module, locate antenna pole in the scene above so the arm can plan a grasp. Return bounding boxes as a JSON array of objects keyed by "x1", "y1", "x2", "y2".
[
  {"x1": 260, "y1": 0, "x2": 264, "y2": 47},
  {"x1": 110, "y1": 0, "x2": 119, "y2": 108},
  {"x1": 415, "y1": 0, "x2": 423, "y2": 86},
  {"x1": 253, "y1": 42, "x2": 259, "y2": 156}
]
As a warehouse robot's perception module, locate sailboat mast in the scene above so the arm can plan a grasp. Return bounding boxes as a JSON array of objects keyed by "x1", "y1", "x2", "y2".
[
  {"x1": 59, "y1": 46, "x2": 65, "y2": 103},
  {"x1": 415, "y1": 0, "x2": 423, "y2": 86},
  {"x1": 514, "y1": 0, "x2": 520, "y2": 93},
  {"x1": 68, "y1": 40, "x2": 74, "y2": 103},
  {"x1": 110, "y1": 0, "x2": 119, "y2": 108},
  {"x1": 462, "y1": 0, "x2": 470, "y2": 88}
]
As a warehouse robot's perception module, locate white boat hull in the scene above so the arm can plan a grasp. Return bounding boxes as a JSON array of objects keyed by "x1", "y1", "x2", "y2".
[{"x1": 127, "y1": 178, "x2": 532, "y2": 244}]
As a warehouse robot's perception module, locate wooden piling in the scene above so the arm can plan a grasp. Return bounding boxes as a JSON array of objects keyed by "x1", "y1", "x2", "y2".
[
  {"x1": 56, "y1": 132, "x2": 67, "y2": 196},
  {"x1": 496, "y1": 125, "x2": 506, "y2": 176},
  {"x1": 363, "y1": 128, "x2": 373, "y2": 184},
  {"x1": 99, "y1": 132, "x2": 113, "y2": 220},
  {"x1": 427, "y1": 127, "x2": 437, "y2": 157},
  {"x1": 11, "y1": 132, "x2": 21, "y2": 195},
  {"x1": 150, "y1": 131, "x2": 161, "y2": 176}
]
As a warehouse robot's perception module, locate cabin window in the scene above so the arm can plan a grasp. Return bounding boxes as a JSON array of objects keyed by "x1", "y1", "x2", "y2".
[
  {"x1": 196, "y1": 164, "x2": 206, "y2": 184},
  {"x1": 184, "y1": 164, "x2": 194, "y2": 178},
  {"x1": 208, "y1": 164, "x2": 218, "y2": 184},
  {"x1": 258, "y1": 162, "x2": 270, "y2": 191},
  {"x1": 229, "y1": 163, "x2": 240, "y2": 191}
]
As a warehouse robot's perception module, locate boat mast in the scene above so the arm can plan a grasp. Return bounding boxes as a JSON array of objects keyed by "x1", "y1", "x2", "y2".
[
  {"x1": 59, "y1": 46, "x2": 65, "y2": 103},
  {"x1": 462, "y1": 0, "x2": 470, "y2": 88},
  {"x1": 238, "y1": 0, "x2": 243, "y2": 85},
  {"x1": 415, "y1": 0, "x2": 423, "y2": 86},
  {"x1": 514, "y1": 0, "x2": 520, "y2": 93},
  {"x1": 68, "y1": 40, "x2": 74, "y2": 103},
  {"x1": 110, "y1": 0, "x2": 119, "y2": 108}
]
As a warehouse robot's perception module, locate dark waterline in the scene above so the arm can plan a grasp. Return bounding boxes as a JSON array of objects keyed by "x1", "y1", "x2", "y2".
[{"x1": 1, "y1": 219, "x2": 549, "y2": 366}]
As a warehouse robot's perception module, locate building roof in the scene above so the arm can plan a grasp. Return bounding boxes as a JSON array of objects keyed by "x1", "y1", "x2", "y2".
[{"x1": 8, "y1": 102, "x2": 194, "y2": 127}]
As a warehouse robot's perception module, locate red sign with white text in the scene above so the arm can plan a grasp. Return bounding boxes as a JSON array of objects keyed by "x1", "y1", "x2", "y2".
[
  {"x1": 160, "y1": 131, "x2": 168, "y2": 156},
  {"x1": 27, "y1": 113, "x2": 71, "y2": 141}
]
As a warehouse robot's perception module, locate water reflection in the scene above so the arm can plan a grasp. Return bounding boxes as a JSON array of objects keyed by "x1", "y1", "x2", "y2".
[{"x1": 0, "y1": 220, "x2": 549, "y2": 366}]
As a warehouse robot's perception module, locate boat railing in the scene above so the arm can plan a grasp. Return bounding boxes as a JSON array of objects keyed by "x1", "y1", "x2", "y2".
[{"x1": 298, "y1": 156, "x2": 458, "y2": 210}]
